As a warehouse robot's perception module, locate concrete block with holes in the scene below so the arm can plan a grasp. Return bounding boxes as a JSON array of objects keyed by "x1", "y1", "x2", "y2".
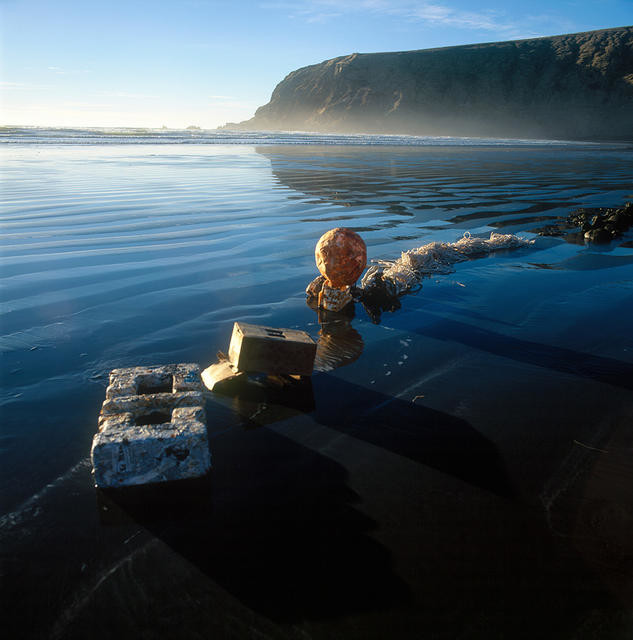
[{"x1": 90, "y1": 363, "x2": 211, "y2": 488}]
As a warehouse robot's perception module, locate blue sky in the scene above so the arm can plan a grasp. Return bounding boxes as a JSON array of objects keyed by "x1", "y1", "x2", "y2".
[{"x1": 1, "y1": 0, "x2": 631, "y2": 128}]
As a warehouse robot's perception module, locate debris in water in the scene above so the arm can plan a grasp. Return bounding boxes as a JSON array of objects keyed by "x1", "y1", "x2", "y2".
[
  {"x1": 318, "y1": 282, "x2": 353, "y2": 312},
  {"x1": 306, "y1": 229, "x2": 532, "y2": 322},
  {"x1": 308, "y1": 227, "x2": 367, "y2": 312},
  {"x1": 201, "y1": 321, "x2": 318, "y2": 428},
  {"x1": 90, "y1": 364, "x2": 210, "y2": 488},
  {"x1": 363, "y1": 231, "x2": 532, "y2": 297},
  {"x1": 315, "y1": 227, "x2": 367, "y2": 289},
  {"x1": 227, "y1": 322, "x2": 317, "y2": 377},
  {"x1": 358, "y1": 231, "x2": 533, "y2": 322},
  {"x1": 306, "y1": 274, "x2": 326, "y2": 299},
  {"x1": 201, "y1": 360, "x2": 247, "y2": 393}
]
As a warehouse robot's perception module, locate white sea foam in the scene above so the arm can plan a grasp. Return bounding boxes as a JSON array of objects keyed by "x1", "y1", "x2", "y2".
[{"x1": 0, "y1": 126, "x2": 600, "y2": 146}]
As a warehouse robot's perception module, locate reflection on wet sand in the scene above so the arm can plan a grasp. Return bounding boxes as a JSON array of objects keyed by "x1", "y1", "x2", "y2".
[
  {"x1": 256, "y1": 144, "x2": 633, "y2": 237},
  {"x1": 313, "y1": 307, "x2": 364, "y2": 371}
]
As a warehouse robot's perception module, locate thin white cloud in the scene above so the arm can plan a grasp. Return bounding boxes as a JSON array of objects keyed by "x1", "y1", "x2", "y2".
[
  {"x1": 96, "y1": 90, "x2": 160, "y2": 99},
  {"x1": 259, "y1": 1, "x2": 343, "y2": 22},
  {"x1": 0, "y1": 81, "x2": 53, "y2": 91},
  {"x1": 47, "y1": 66, "x2": 92, "y2": 75},
  {"x1": 305, "y1": 11, "x2": 342, "y2": 23},
  {"x1": 261, "y1": 1, "x2": 572, "y2": 38},
  {"x1": 410, "y1": 4, "x2": 515, "y2": 33},
  {"x1": 61, "y1": 101, "x2": 114, "y2": 109}
]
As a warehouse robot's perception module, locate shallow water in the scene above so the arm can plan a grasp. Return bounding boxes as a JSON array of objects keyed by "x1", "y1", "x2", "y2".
[{"x1": 1, "y1": 137, "x2": 633, "y2": 638}]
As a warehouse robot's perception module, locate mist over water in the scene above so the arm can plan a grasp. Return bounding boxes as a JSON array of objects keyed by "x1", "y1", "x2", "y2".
[{"x1": 2, "y1": 134, "x2": 633, "y2": 638}]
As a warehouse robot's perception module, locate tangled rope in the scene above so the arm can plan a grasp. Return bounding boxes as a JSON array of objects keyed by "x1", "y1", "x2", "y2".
[{"x1": 361, "y1": 231, "x2": 534, "y2": 297}]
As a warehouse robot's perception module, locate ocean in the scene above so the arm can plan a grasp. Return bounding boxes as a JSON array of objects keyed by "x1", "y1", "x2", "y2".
[{"x1": 1, "y1": 128, "x2": 633, "y2": 638}]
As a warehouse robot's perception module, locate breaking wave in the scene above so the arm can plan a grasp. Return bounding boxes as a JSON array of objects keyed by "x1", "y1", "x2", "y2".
[{"x1": 0, "y1": 126, "x2": 603, "y2": 146}]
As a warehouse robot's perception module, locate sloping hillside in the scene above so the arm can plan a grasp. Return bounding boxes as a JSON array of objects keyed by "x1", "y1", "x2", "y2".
[{"x1": 229, "y1": 26, "x2": 633, "y2": 140}]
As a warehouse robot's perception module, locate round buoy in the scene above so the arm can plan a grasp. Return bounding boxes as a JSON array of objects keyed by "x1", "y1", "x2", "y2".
[{"x1": 315, "y1": 228, "x2": 367, "y2": 288}]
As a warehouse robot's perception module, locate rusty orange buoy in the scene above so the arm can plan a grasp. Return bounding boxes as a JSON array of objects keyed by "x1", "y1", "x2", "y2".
[{"x1": 315, "y1": 228, "x2": 367, "y2": 289}]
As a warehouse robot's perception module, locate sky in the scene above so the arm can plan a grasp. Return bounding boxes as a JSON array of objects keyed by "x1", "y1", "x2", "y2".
[{"x1": 1, "y1": 0, "x2": 631, "y2": 129}]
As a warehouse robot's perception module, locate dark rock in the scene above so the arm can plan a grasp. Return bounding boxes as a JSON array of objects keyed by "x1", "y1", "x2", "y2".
[
  {"x1": 584, "y1": 228, "x2": 613, "y2": 243},
  {"x1": 541, "y1": 201, "x2": 633, "y2": 244}
]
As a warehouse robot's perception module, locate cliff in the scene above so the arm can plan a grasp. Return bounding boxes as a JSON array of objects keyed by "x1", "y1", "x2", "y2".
[{"x1": 229, "y1": 26, "x2": 633, "y2": 141}]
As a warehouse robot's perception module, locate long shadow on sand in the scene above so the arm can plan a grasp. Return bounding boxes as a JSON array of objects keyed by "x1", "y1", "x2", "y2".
[
  {"x1": 100, "y1": 424, "x2": 411, "y2": 624},
  {"x1": 310, "y1": 373, "x2": 514, "y2": 499},
  {"x1": 411, "y1": 313, "x2": 633, "y2": 391},
  {"x1": 218, "y1": 368, "x2": 514, "y2": 500},
  {"x1": 98, "y1": 369, "x2": 514, "y2": 624}
]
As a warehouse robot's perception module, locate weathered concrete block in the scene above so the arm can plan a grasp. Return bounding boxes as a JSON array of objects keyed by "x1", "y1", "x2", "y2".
[
  {"x1": 105, "y1": 362, "x2": 202, "y2": 399},
  {"x1": 201, "y1": 360, "x2": 247, "y2": 393},
  {"x1": 228, "y1": 322, "x2": 317, "y2": 376},
  {"x1": 91, "y1": 364, "x2": 211, "y2": 488}
]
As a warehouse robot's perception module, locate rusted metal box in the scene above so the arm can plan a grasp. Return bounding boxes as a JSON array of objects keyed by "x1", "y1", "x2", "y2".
[{"x1": 228, "y1": 322, "x2": 317, "y2": 376}]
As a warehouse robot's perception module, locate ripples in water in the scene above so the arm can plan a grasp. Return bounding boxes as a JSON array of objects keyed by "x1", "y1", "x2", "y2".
[
  {"x1": 2, "y1": 140, "x2": 633, "y2": 638},
  {"x1": 1, "y1": 140, "x2": 631, "y2": 473}
]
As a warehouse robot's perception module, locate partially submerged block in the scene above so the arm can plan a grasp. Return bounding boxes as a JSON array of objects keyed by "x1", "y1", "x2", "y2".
[
  {"x1": 228, "y1": 322, "x2": 317, "y2": 376},
  {"x1": 91, "y1": 364, "x2": 211, "y2": 488},
  {"x1": 201, "y1": 360, "x2": 247, "y2": 393}
]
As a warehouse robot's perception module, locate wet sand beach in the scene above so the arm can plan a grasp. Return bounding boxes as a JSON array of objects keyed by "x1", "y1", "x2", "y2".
[{"x1": 1, "y1": 136, "x2": 633, "y2": 638}]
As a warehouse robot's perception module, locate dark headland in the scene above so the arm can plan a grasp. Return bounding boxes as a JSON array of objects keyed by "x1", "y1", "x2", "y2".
[{"x1": 227, "y1": 26, "x2": 633, "y2": 141}]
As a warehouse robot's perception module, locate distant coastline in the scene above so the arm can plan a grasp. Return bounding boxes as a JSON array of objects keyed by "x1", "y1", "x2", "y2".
[{"x1": 226, "y1": 26, "x2": 633, "y2": 142}]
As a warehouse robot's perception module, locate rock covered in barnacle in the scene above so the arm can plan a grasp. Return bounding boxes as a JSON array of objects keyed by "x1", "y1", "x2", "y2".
[
  {"x1": 305, "y1": 274, "x2": 326, "y2": 299},
  {"x1": 318, "y1": 282, "x2": 353, "y2": 312}
]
